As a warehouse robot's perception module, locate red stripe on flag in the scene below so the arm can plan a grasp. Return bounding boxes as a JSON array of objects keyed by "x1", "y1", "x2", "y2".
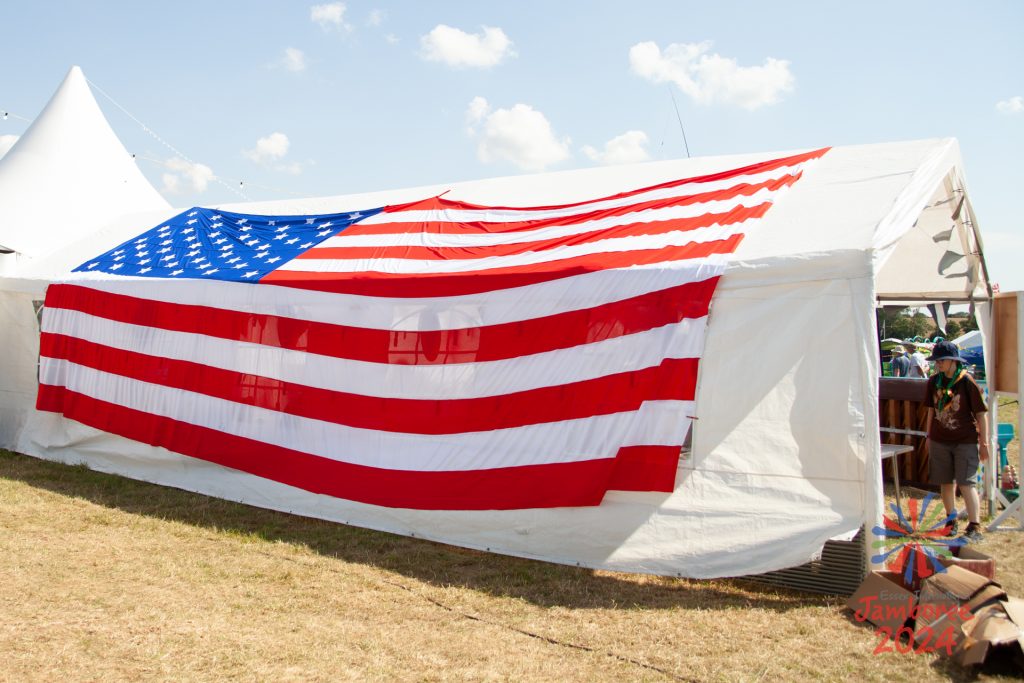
[
  {"x1": 45, "y1": 277, "x2": 718, "y2": 366},
  {"x1": 262, "y1": 236, "x2": 743, "y2": 297},
  {"x1": 41, "y1": 333, "x2": 699, "y2": 434},
  {"x1": 36, "y1": 384, "x2": 623, "y2": 510},
  {"x1": 343, "y1": 174, "x2": 798, "y2": 237},
  {"x1": 606, "y1": 445, "x2": 681, "y2": 492},
  {"x1": 378, "y1": 149, "x2": 827, "y2": 216},
  {"x1": 305, "y1": 203, "x2": 771, "y2": 261}
]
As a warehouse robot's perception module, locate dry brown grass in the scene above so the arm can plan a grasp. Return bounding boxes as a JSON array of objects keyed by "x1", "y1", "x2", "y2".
[{"x1": 2, "y1": 445, "x2": 1022, "y2": 683}]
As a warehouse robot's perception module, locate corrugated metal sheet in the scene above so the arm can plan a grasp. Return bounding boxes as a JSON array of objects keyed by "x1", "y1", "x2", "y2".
[{"x1": 746, "y1": 528, "x2": 866, "y2": 595}]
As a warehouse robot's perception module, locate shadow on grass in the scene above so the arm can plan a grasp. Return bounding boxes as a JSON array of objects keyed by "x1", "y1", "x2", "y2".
[{"x1": 2, "y1": 449, "x2": 840, "y2": 613}]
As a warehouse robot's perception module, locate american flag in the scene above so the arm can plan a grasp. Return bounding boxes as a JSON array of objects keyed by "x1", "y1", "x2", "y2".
[{"x1": 37, "y1": 148, "x2": 827, "y2": 510}]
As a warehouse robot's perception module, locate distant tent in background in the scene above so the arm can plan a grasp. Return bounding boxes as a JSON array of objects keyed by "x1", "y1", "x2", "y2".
[
  {"x1": 954, "y1": 329, "x2": 985, "y2": 370},
  {"x1": 0, "y1": 67, "x2": 997, "y2": 581},
  {"x1": 0, "y1": 66, "x2": 168, "y2": 274}
]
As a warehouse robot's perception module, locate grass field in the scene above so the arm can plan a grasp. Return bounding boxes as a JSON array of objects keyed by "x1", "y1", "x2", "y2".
[{"x1": 2, "y1": 405, "x2": 1022, "y2": 682}]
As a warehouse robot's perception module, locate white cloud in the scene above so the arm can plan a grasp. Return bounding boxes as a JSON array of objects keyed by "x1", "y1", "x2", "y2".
[
  {"x1": 465, "y1": 97, "x2": 570, "y2": 172},
  {"x1": 582, "y1": 130, "x2": 651, "y2": 165},
  {"x1": 0, "y1": 134, "x2": 18, "y2": 159},
  {"x1": 629, "y1": 40, "x2": 794, "y2": 110},
  {"x1": 160, "y1": 173, "x2": 181, "y2": 195},
  {"x1": 367, "y1": 9, "x2": 384, "y2": 27},
  {"x1": 420, "y1": 25, "x2": 515, "y2": 69},
  {"x1": 162, "y1": 158, "x2": 214, "y2": 194},
  {"x1": 244, "y1": 132, "x2": 290, "y2": 163},
  {"x1": 282, "y1": 47, "x2": 307, "y2": 72},
  {"x1": 311, "y1": 2, "x2": 350, "y2": 31},
  {"x1": 465, "y1": 96, "x2": 490, "y2": 129},
  {"x1": 385, "y1": 33, "x2": 399, "y2": 45},
  {"x1": 242, "y1": 132, "x2": 308, "y2": 174},
  {"x1": 996, "y1": 96, "x2": 1024, "y2": 114}
]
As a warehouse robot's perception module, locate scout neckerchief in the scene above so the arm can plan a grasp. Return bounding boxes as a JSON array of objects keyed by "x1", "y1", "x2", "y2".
[{"x1": 936, "y1": 364, "x2": 968, "y2": 413}]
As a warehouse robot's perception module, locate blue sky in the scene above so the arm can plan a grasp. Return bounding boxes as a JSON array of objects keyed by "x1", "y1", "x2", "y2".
[{"x1": 1, "y1": 2, "x2": 1022, "y2": 288}]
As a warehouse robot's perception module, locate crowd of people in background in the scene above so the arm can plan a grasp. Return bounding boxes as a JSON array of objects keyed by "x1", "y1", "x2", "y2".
[{"x1": 889, "y1": 344, "x2": 930, "y2": 378}]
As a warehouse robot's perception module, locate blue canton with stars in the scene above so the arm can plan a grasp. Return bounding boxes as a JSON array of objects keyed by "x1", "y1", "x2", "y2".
[{"x1": 74, "y1": 206, "x2": 383, "y2": 282}]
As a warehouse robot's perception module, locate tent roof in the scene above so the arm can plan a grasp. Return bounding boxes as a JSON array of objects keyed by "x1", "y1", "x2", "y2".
[
  {"x1": 953, "y1": 329, "x2": 982, "y2": 349},
  {"x1": 8, "y1": 137, "x2": 991, "y2": 304},
  {"x1": 0, "y1": 66, "x2": 169, "y2": 258}
]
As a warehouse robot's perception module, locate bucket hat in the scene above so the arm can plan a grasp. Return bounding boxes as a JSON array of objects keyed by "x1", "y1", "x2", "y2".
[{"x1": 926, "y1": 340, "x2": 964, "y2": 362}]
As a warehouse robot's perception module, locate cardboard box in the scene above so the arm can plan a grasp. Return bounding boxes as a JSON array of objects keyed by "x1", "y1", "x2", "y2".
[
  {"x1": 849, "y1": 565, "x2": 1024, "y2": 667},
  {"x1": 938, "y1": 546, "x2": 996, "y2": 581},
  {"x1": 914, "y1": 565, "x2": 1006, "y2": 646},
  {"x1": 954, "y1": 598, "x2": 1024, "y2": 667},
  {"x1": 847, "y1": 570, "x2": 917, "y2": 631}
]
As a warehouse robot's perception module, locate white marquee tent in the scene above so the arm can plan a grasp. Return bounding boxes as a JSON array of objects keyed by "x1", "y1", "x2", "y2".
[
  {"x1": 0, "y1": 66, "x2": 169, "y2": 268},
  {"x1": 0, "y1": 69, "x2": 993, "y2": 579}
]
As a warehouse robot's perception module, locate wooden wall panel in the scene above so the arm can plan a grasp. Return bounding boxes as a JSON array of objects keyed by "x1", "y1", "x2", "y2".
[{"x1": 994, "y1": 293, "x2": 1019, "y2": 394}]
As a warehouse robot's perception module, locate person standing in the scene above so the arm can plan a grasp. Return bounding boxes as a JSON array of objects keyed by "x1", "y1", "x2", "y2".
[
  {"x1": 890, "y1": 345, "x2": 911, "y2": 377},
  {"x1": 924, "y1": 341, "x2": 989, "y2": 542},
  {"x1": 909, "y1": 345, "x2": 930, "y2": 377}
]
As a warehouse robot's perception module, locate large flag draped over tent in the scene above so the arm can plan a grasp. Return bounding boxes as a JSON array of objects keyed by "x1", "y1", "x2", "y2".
[{"x1": 36, "y1": 148, "x2": 827, "y2": 510}]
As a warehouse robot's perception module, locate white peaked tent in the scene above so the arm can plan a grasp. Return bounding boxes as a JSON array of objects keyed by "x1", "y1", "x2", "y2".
[
  {"x1": 953, "y1": 329, "x2": 983, "y2": 351},
  {"x1": 0, "y1": 135, "x2": 992, "y2": 579},
  {"x1": 0, "y1": 66, "x2": 169, "y2": 266}
]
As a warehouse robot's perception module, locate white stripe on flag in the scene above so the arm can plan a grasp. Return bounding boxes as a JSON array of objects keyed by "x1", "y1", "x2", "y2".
[
  {"x1": 39, "y1": 359, "x2": 692, "y2": 471},
  {"x1": 43, "y1": 306, "x2": 710, "y2": 400},
  {"x1": 284, "y1": 221, "x2": 750, "y2": 274}
]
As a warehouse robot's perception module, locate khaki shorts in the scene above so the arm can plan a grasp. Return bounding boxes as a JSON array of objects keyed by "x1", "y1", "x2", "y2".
[{"x1": 928, "y1": 440, "x2": 979, "y2": 486}]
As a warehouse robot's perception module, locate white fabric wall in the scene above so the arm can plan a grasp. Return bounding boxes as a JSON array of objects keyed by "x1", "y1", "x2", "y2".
[{"x1": 0, "y1": 291, "x2": 42, "y2": 451}]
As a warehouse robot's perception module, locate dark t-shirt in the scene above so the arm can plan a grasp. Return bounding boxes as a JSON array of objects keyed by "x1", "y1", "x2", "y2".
[
  {"x1": 891, "y1": 355, "x2": 911, "y2": 377},
  {"x1": 925, "y1": 372, "x2": 987, "y2": 443}
]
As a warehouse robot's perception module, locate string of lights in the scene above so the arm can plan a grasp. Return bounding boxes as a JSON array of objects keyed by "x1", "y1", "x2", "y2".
[
  {"x1": 133, "y1": 154, "x2": 310, "y2": 201},
  {"x1": 85, "y1": 77, "x2": 251, "y2": 201},
  {"x1": 0, "y1": 110, "x2": 33, "y2": 123}
]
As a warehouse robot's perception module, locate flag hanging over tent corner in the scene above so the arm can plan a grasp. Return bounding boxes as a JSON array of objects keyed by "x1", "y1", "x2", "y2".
[{"x1": 36, "y1": 147, "x2": 830, "y2": 510}]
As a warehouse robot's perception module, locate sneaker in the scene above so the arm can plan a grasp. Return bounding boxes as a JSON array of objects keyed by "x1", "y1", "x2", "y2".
[
  {"x1": 962, "y1": 523, "x2": 984, "y2": 544},
  {"x1": 944, "y1": 518, "x2": 959, "y2": 537}
]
